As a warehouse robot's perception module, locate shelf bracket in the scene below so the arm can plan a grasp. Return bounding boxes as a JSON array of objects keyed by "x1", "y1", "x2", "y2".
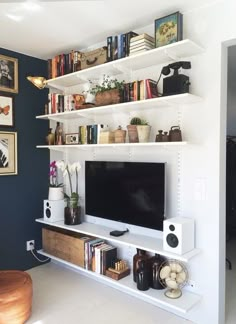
[{"x1": 164, "y1": 49, "x2": 179, "y2": 61}]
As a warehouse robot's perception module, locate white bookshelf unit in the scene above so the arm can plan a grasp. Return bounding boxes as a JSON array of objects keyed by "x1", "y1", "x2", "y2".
[
  {"x1": 36, "y1": 218, "x2": 201, "y2": 314},
  {"x1": 36, "y1": 38, "x2": 204, "y2": 317}
]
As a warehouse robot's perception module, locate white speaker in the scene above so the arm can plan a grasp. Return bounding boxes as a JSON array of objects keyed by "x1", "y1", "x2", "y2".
[
  {"x1": 163, "y1": 217, "x2": 195, "y2": 255},
  {"x1": 43, "y1": 199, "x2": 65, "y2": 222}
]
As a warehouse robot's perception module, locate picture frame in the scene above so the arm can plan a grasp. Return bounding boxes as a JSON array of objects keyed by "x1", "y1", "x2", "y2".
[
  {"x1": 0, "y1": 95, "x2": 14, "y2": 127},
  {"x1": 155, "y1": 12, "x2": 183, "y2": 48},
  {"x1": 0, "y1": 54, "x2": 18, "y2": 94},
  {"x1": 0, "y1": 131, "x2": 17, "y2": 176}
]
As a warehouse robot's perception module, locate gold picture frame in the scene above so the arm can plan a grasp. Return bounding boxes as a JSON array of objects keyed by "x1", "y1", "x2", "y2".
[
  {"x1": 0, "y1": 131, "x2": 17, "y2": 176},
  {"x1": 0, "y1": 54, "x2": 18, "y2": 93}
]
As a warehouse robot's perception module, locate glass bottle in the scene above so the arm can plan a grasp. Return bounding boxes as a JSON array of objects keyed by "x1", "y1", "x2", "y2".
[
  {"x1": 133, "y1": 249, "x2": 149, "y2": 282},
  {"x1": 149, "y1": 254, "x2": 165, "y2": 290},
  {"x1": 136, "y1": 259, "x2": 149, "y2": 291},
  {"x1": 55, "y1": 122, "x2": 64, "y2": 145}
]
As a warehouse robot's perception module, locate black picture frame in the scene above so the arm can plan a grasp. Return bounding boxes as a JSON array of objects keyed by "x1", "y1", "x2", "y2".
[{"x1": 155, "y1": 12, "x2": 183, "y2": 48}]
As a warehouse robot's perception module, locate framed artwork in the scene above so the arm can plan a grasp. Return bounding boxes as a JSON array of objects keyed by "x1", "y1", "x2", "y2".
[
  {"x1": 155, "y1": 12, "x2": 183, "y2": 48},
  {"x1": 0, "y1": 131, "x2": 17, "y2": 176},
  {"x1": 0, "y1": 54, "x2": 18, "y2": 94},
  {"x1": 0, "y1": 95, "x2": 14, "y2": 127}
]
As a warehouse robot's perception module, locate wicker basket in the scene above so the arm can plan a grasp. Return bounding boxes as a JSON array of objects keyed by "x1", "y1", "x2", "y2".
[{"x1": 95, "y1": 89, "x2": 120, "y2": 106}]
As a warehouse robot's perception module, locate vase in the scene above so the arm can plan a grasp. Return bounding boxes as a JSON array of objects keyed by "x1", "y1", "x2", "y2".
[
  {"x1": 127, "y1": 125, "x2": 139, "y2": 143},
  {"x1": 133, "y1": 248, "x2": 149, "y2": 282},
  {"x1": 137, "y1": 125, "x2": 151, "y2": 143},
  {"x1": 48, "y1": 187, "x2": 64, "y2": 201},
  {"x1": 64, "y1": 197, "x2": 81, "y2": 225},
  {"x1": 136, "y1": 259, "x2": 149, "y2": 291},
  {"x1": 149, "y1": 254, "x2": 165, "y2": 290}
]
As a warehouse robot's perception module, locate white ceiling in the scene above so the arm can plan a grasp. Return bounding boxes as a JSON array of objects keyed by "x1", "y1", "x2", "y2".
[{"x1": 0, "y1": 0, "x2": 221, "y2": 60}]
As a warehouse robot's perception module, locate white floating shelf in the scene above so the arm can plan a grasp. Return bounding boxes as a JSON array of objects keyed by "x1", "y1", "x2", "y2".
[
  {"x1": 36, "y1": 93, "x2": 202, "y2": 122},
  {"x1": 36, "y1": 141, "x2": 187, "y2": 151},
  {"x1": 37, "y1": 250, "x2": 201, "y2": 314},
  {"x1": 36, "y1": 218, "x2": 200, "y2": 262},
  {"x1": 46, "y1": 39, "x2": 204, "y2": 90}
]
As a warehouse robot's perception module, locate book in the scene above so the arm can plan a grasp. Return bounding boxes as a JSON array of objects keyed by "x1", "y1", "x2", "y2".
[
  {"x1": 130, "y1": 39, "x2": 155, "y2": 48},
  {"x1": 130, "y1": 45, "x2": 154, "y2": 53},
  {"x1": 125, "y1": 31, "x2": 139, "y2": 57},
  {"x1": 130, "y1": 33, "x2": 155, "y2": 43},
  {"x1": 107, "y1": 36, "x2": 113, "y2": 62},
  {"x1": 145, "y1": 79, "x2": 158, "y2": 98},
  {"x1": 102, "y1": 246, "x2": 117, "y2": 275}
]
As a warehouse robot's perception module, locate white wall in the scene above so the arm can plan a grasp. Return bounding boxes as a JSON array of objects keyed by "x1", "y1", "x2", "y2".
[{"x1": 50, "y1": 1, "x2": 236, "y2": 323}]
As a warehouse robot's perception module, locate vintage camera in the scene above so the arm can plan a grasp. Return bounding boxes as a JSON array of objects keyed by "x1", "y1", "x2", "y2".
[{"x1": 65, "y1": 133, "x2": 79, "y2": 145}]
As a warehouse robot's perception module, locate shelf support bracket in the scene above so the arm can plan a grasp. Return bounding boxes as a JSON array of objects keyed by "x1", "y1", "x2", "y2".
[{"x1": 164, "y1": 49, "x2": 179, "y2": 61}]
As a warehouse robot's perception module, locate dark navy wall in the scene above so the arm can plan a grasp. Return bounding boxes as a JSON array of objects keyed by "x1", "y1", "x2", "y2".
[{"x1": 0, "y1": 48, "x2": 49, "y2": 270}]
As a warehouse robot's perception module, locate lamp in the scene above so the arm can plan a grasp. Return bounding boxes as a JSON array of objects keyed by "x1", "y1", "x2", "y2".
[{"x1": 27, "y1": 76, "x2": 47, "y2": 89}]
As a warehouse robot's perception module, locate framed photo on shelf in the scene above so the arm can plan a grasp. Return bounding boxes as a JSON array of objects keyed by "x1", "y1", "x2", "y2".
[
  {"x1": 155, "y1": 12, "x2": 183, "y2": 48},
  {"x1": 0, "y1": 54, "x2": 18, "y2": 94},
  {"x1": 0, "y1": 95, "x2": 14, "y2": 127},
  {"x1": 0, "y1": 131, "x2": 17, "y2": 176}
]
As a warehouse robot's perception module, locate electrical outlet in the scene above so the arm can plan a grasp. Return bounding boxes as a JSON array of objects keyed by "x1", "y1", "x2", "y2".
[
  {"x1": 26, "y1": 240, "x2": 35, "y2": 251},
  {"x1": 187, "y1": 280, "x2": 196, "y2": 289}
]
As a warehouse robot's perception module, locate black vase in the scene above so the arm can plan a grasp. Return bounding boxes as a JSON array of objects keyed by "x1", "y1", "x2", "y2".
[
  {"x1": 133, "y1": 249, "x2": 149, "y2": 282},
  {"x1": 149, "y1": 254, "x2": 165, "y2": 290},
  {"x1": 136, "y1": 259, "x2": 149, "y2": 291}
]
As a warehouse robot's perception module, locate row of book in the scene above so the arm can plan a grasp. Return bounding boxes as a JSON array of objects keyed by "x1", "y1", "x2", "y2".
[
  {"x1": 79, "y1": 124, "x2": 109, "y2": 145},
  {"x1": 47, "y1": 50, "x2": 81, "y2": 79},
  {"x1": 84, "y1": 237, "x2": 117, "y2": 274},
  {"x1": 47, "y1": 78, "x2": 158, "y2": 115},
  {"x1": 47, "y1": 93, "x2": 84, "y2": 114},
  {"x1": 129, "y1": 33, "x2": 155, "y2": 56},
  {"x1": 106, "y1": 31, "x2": 138, "y2": 61}
]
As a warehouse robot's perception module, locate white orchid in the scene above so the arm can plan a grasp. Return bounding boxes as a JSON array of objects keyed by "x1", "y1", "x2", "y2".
[{"x1": 55, "y1": 160, "x2": 81, "y2": 198}]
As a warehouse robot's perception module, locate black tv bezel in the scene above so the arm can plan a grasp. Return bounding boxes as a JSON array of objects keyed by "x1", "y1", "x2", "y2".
[{"x1": 85, "y1": 160, "x2": 166, "y2": 232}]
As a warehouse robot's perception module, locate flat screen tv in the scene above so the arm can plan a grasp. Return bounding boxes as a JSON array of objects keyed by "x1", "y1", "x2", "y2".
[{"x1": 85, "y1": 161, "x2": 166, "y2": 231}]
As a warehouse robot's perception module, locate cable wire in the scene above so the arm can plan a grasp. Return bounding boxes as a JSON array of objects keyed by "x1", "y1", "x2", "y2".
[{"x1": 30, "y1": 249, "x2": 50, "y2": 263}]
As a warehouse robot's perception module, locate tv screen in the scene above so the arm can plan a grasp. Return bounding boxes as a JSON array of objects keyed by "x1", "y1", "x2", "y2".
[{"x1": 85, "y1": 161, "x2": 166, "y2": 231}]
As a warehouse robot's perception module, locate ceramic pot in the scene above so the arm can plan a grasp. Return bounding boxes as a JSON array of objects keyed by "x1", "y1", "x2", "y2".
[
  {"x1": 137, "y1": 125, "x2": 151, "y2": 143},
  {"x1": 127, "y1": 125, "x2": 139, "y2": 143},
  {"x1": 48, "y1": 187, "x2": 64, "y2": 201}
]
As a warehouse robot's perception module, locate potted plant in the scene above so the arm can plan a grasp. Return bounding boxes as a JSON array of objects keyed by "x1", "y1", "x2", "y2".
[
  {"x1": 48, "y1": 161, "x2": 64, "y2": 200},
  {"x1": 127, "y1": 117, "x2": 151, "y2": 143},
  {"x1": 87, "y1": 75, "x2": 125, "y2": 106},
  {"x1": 136, "y1": 119, "x2": 151, "y2": 143},
  {"x1": 56, "y1": 160, "x2": 82, "y2": 225}
]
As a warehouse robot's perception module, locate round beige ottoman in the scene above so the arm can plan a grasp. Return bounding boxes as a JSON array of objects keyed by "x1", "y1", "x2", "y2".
[{"x1": 0, "y1": 271, "x2": 33, "y2": 324}]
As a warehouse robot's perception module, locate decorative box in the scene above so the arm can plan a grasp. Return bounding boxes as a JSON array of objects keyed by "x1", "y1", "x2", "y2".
[
  {"x1": 42, "y1": 227, "x2": 93, "y2": 268},
  {"x1": 80, "y1": 46, "x2": 107, "y2": 70},
  {"x1": 99, "y1": 131, "x2": 115, "y2": 144}
]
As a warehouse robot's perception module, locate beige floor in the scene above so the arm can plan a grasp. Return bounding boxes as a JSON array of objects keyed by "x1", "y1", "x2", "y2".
[{"x1": 26, "y1": 262, "x2": 192, "y2": 324}]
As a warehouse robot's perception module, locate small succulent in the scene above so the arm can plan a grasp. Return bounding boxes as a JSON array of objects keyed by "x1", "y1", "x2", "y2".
[{"x1": 130, "y1": 117, "x2": 148, "y2": 125}]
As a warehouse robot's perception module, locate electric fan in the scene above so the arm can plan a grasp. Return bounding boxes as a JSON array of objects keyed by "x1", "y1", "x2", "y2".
[{"x1": 159, "y1": 259, "x2": 188, "y2": 299}]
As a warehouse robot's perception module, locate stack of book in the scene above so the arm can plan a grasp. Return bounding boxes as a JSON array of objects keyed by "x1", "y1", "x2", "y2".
[{"x1": 129, "y1": 33, "x2": 155, "y2": 56}]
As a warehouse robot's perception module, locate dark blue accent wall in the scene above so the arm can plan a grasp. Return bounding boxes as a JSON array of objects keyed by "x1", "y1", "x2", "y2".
[{"x1": 0, "y1": 48, "x2": 49, "y2": 270}]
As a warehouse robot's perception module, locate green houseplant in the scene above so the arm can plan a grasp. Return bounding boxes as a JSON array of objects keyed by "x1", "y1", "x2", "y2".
[{"x1": 88, "y1": 75, "x2": 125, "y2": 106}]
